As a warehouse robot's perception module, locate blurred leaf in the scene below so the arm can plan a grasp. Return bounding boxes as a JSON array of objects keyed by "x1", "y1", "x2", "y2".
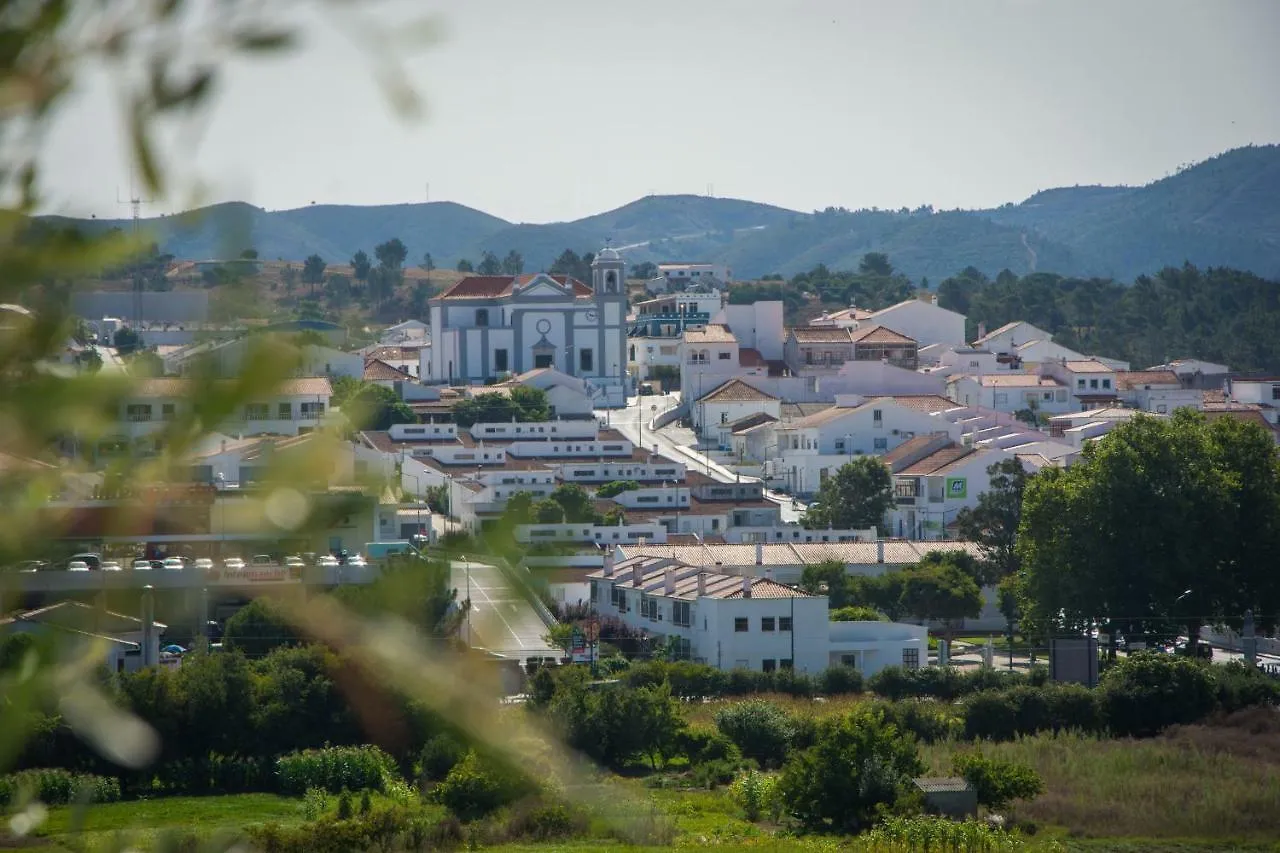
[{"x1": 232, "y1": 29, "x2": 296, "y2": 52}]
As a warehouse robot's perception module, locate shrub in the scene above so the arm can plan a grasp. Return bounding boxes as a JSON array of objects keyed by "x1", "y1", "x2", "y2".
[
  {"x1": 777, "y1": 706, "x2": 924, "y2": 833},
  {"x1": 729, "y1": 770, "x2": 781, "y2": 822},
  {"x1": 156, "y1": 754, "x2": 272, "y2": 795},
  {"x1": 432, "y1": 750, "x2": 513, "y2": 822},
  {"x1": 772, "y1": 668, "x2": 817, "y2": 698},
  {"x1": 963, "y1": 684, "x2": 1104, "y2": 741},
  {"x1": 715, "y1": 699, "x2": 795, "y2": 768},
  {"x1": 1099, "y1": 653, "x2": 1217, "y2": 737},
  {"x1": 858, "y1": 816, "x2": 1032, "y2": 852},
  {"x1": 276, "y1": 745, "x2": 397, "y2": 795},
  {"x1": 692, "y1": 758, "x2": 742, "y2": 789},
  {"x1": 1212, "y1": 660, "x2": 1280, "y2": 713},
  {"x1": 951, "y1": 752, "x2": 1044, "y2": 812},
  {"x1": 336, "y1": 790, "x2": 354, "y2": 820},
  {"x1": 418, "y1": 733, "x2": 466, "y2": 783},
  {"x1": 302, "y1": 788, "x2": 329, "y2": 821},
  {"x1": 678, "y1": 729, "x2": 741, "y2": 765},
  {"x1": 820, "y1": 665, "x2": 864, "y2": 695},
  {"x1": 0, "y1": 769, "x2": 120, "y2": 806},
  {"x1": 504, "y1": 800, "x2": 586, "y2": 841},
  {"x1": 874, "y1": 700, "x2": 964, "y2": 744}
]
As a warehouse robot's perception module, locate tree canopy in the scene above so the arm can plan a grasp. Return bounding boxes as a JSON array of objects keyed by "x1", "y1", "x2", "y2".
[
  {"x1": 955, "y1": 458, "x2": 1029, "y2": 585},
  {"x1": 802, "y1": 457, "x2": 894, "y2": 532},
  {"x1": 1015, "y1": 410, "x2": 1280, "y2": 649},
  {"x1": 452, "y1": 386, "x2": 550, "y2": 428}
]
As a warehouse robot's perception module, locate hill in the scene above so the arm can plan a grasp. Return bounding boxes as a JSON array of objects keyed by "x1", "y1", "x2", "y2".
[{"x1": 41, "y1": 145, "x2": 1280, "y2": 283}]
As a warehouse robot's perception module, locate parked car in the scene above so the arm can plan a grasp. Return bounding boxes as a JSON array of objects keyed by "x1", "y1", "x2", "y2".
[
  {"x1": 251, "y1": 554, "x2": 275, "y2": 567},
  {"x1": 162, "y1": 557, "x2": 185, "y2": 571},
  {"x1": 284, "y1": 555, "x2": 305, "y2": 569},
  {"x1": 14, "y1": 560, "x2": 46, "y2": 573},
  {"x1": 346, "y1": 555, "x2": 368, "y2": 568},
  {"x1": 224, "y1": 557, "x2": 246, "y2": 571},
  {"x1": 68, "y1": 552, "x2": 102, "y2": 571},
  {"x1": 132, "y1": 559, "x2": 152, "y2": 571},
  {"x1": 100, "y1": 561, "x2": 122, "y2": 572},
  {"x1": 317, "y1": 555, "x2": 340, "y2": 568},
  {"x1": 67, "y1": 560, "x2": 90, "y2": 572},
  {"x1": 194, "y1": 558, "x2": 214, "y2": 571}
]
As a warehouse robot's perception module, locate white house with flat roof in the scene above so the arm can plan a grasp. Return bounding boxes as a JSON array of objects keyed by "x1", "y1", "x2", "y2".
[
  {"x1": 658, "y1": 262, "x2": 732, "y2": 286},
  {"x1": 588, "y1": 556, "x2": 925, "y2": 675},
  {"x1": 946, "y1": 373, "x2": 1072, "y2": 417}
]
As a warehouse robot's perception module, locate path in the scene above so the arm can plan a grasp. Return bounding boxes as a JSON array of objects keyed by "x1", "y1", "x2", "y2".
[{"x1": 450, "y1": 559, "x2": 560, "y2": 661}]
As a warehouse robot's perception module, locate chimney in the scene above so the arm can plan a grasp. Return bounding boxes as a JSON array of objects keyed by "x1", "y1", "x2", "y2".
[
  {"x1": 632, "y1": 562, "x2": 642, "y2": 588},
  {"x1": 755, "y1": 541, "x2": 763, "y2": 565},
  {"x1": 141, "y1": 585, "x2": 156, "y2": 668},
  {"x1": 603, "y1": 552, "x2": 614, "y2": 576},
  {"x1": 697, "y1": 572, "x2": 707, "y2": 597},
  {"x1": 977, "y1": 321, "x2": 986, "y2": 341},
  {"x1": 742, "y1": 576, "x2": 752, "y2": 599},
  {"x1": 664, "y1": 568, "x2": 675, "y2": 595},
  {"x1": 876, "y1": 540, "x2": 885, "y2": 563}
]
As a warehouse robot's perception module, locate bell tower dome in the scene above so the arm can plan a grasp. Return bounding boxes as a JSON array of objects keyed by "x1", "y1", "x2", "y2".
[{"x1": 591, "y1": 244, "x2": 624, "y2": 296}]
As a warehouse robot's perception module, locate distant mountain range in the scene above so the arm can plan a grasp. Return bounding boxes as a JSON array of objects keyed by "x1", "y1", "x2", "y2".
[{"x1": 45, "y1": 145, "x2": 1280, "y2": 283}]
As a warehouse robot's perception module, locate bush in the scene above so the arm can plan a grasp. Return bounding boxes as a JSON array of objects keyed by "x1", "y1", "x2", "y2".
[
  {"x1": 691, "y1": 758, "x2": 742, "y2": 789},
  {"x1": 777, "y1": 706, "x2": 924, "y2": 833},
  {"x1": 432, "y1": 750, "x2": 516, "y2": 822},
  {"x1": 963, "y1": 684, "x2": 1104, "y2": 741},
  {"x1": 276, "y1": 745, "x2": 397, "y2": 795},
  {"x1": 729, "y1": 770, "x2": 781, "y2": 822},
  {"x1": 418, "y1": 733, "x2": 466, "y2": 783},
  {"x1": 1212, "y1": 660, "x2": 1280, "y2": 713},
  {"x1": 715, "y1": 699, "x2": 795, "y2": 768},
  {"x1": 504, "y1": 800, "x2": 587, "y2": 842},
  {"x1": 155, "y1": 754, "x2": 272, "y2": 795},
  {"x1": 0, "y1": 769, "x2": 120, "y2": 806},
  {"x1": 859, "y1": 816, "x2": 1032, "y2": 852},
  {"x1": 951, "y1": 752, "x2": 1044, "y2": 811},
  {"x1": 678, "y1": 729, "x2": 741, "y2": 765},
  {"x1": 820, "y1": 665, "x2": 864, "y2": 695},
  {"x1": 1099, "y1": 653, "x2": 1218, "y2": 737},
  {"x1": 873, "y1": 700, "x2": 964, "y2": 744}
]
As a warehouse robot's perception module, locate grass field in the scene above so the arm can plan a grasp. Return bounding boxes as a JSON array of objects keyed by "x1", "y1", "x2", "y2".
[
  {"x1": 921, "y1": 709, "x2": 1280, "y2": 843},
  {"x1": 682, "y1": 692, "x2": 868, "y2": 729}
]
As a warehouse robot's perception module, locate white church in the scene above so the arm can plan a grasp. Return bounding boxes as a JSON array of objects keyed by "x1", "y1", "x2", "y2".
[{"x1": 424, "y1": 247, "x2": 629, "y2": 407}]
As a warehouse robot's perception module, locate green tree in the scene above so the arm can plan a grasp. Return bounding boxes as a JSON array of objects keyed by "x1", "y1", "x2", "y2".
[
  {"x1": 899, "y1": 553, "x2": 984, "y2": 642},
  {"x1": 350, "y1": 250, "x2": 372, "y2": 294},
  {"x1": 420, "y1": 252, "x2": 434, "y2": 274},
  {"x1": 280, "y1": 263, "x2": 297, "y2": 293},
  {"x1": 223, "y1": 599, "x2": 301, "y2": 659},
  {"x1": 549, "y1": 483, "x2": 597, "y2": 524},
  {"x1": 1016, "y1": 410, "x2": 1280, "y2": 652},
  {"x1": 799, "y1": 559, "x2": 851, "y2": 608},
  {"x1": 778, "y1": 706, "x2": 923, "y2": 833},
  {"x1": 829, "y1": 606, "x2": 886, "y2": 622},
  {"x1": 456, "y1": 258, "x2": 474, "y2": 273},
  {"x1": 858, "y1": 252, "x2": 894, "y2": 277},
  {"x1": 451, "y1": 387, "x2": 550, "y2": 428},
  {"x1": 956, "y1": 459, "x2": 1029, "y2": 585},
  {"x1": 302, "y1": 254, "x2": 326, "y2": 297},
  {"x1": 75, "y1": 348, "x2": 103, "y2": 373},
  {"x1": 802, "y1": 456, "x2": 893, "y2": 532},
  {"x1": 127, "y1": 350, "x2": 164, "y2": 377},
  {"x1": 113, "y1": 326, "x2": 141, "y2": 355},
  {"x1": 630, "y1": 261, "x2": 658, "y2": 280},
  {"x1": 531, "y1": 499, "x2": 565, "y2": 524},
  {"x1": 324, "y1": 273, "x2": 351, "y2": 308},
  {"x1": 715, "y1": 699, "x2": 795, "y2": 768},
  {"x1": 595, "y1": 480, "x2": 640, "y2": 499},
  {"x1": 477, "y1": 251, "x2": 502, "y2": 275},
  {"x1": 951, "y1": 752, "x2": 1044, "y2": 812},
  {"x1": 342, "y1": 381, "x2": 415, "y2": 431},
  {"x1": 501, "y1": 249, "x2": 523, "y2": 275}
]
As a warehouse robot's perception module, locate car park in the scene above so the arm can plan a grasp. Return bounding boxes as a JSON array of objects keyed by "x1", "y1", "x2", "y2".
[
  {"x1": 194, "y1": 558, "x2": 215, "y2": 570},
  {"x1": 68, "y1": 552, "x2": 102, "y2": 571},
  {"x1": 100, "y1": 561, "x2": 122, "y2": 572},
  {"x1": 68, "y1": 560, "x2": 90, "y2": 571},
  {"x1": 132, "y1": 559, "x2": 152, "y2": 571},
  {"x1": 346, "y1": 555, "x2": 368, "y2": 568},
  {"x1": 162, "y1": 557, "x2": 185, "y2": 571},
  {"x1": 251, "y1": 555, "x2": 274, "y2": 567},
  {"x1": 224, "y1": 557, "x2": 246, "y2": 571},
  {"x1": 317, "y1": 555, "x2": 340, "y2": 568}
]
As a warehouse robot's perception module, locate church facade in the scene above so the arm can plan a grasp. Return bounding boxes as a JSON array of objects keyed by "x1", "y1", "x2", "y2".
[{"x1": 425, "y1": 247, "x2": 628, "y2": 407}]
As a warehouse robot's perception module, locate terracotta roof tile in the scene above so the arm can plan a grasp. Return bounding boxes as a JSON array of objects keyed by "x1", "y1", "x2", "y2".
[
  {"x1": 363, "y1": 358, "x2": 413, "y2": 381},
  {"x1": 848, "y1": 324, "x2": 916, "y2": 345},
  {"x1": 437, "y1": 274, "x2": 590, "y2": 300},
  {"x1": 699, "y1": 378, "x2": 779, "y2": 403},
  {"x1": 790, "y1": 326, "x2": 854, "y2": 344},
  {"x1": 1063, "y1": 359, "x2": 1114, "y2": 374},
  {"x1": 886, "y1": 395, "x2": 961, "y2": 413},
  {"x1": 1115, "y1": 370, "x2": 1181, "y2": 390},
  {"x1": 898, "y1": 445, "x2": 975, "y2": 475},
  {"x1": 976, "y1": 374, "x2": 1063, "y2": 388},
  {"x1": 684, "y1": 324, "x2": 737, "y2": 344}
]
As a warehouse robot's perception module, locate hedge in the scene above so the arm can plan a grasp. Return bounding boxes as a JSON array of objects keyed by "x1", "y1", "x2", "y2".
[
  {"x1": 0, "y1": 769, "x2": 121, "y2": 805},
  {"x1": 276, "y1": 746, "x2": 398, "y2": 795}
]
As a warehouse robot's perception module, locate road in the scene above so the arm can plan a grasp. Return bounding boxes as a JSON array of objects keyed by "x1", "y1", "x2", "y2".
[
  {"x1": 450, "y1": 559, "x2": 560, "y2": 660},
  {"x1": 599, "y1": 393, "x2": 806, "y2": 524}
]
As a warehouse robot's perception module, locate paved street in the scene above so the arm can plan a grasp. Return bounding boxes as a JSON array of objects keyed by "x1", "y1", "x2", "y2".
[
  {"x1": 450, "y1": 559, "x2": 560, "y2": 660},
  {"x1": 599, "y1": 393, "x2": 807, "y2": 524}
]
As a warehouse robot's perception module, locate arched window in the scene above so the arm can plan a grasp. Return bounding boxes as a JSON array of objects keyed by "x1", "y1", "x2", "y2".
[{"x1": 605, "y1": 270, "x2": 617, "y2": 292}]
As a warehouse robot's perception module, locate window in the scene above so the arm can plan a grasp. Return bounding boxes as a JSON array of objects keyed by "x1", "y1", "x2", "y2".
[
  {"x1": 245, "y1": 403, "x2": 269, "y2": 421},
  {"x1": 126, "y1": 404, "x2": 152, "y2": 422},
  {"x1": 161, "y1": 403, "x2": 176, "y2": 421},
  {"x1": 277, "y1": 402, "x2": 291, "y2": 420},
  {"x1": 1272, "y1": 385, "x2": 1280, "y2": 400},
  {"x1": 579, "y1": 348, "x2": 593, "y2": 372},
  {"x1": 779, "y1": 616, "x2": 793, "y2": 632},
  {"x1": 300, "y1": 401, "x2": 325, "y2": 420},
  {"x1": 993, "y1": 392, "x2": 1008, "y2": 405},
  {"x1": 1156, "y1": 404, "x2": 1168, "y2": 414},
  {"x1": 718, "y1": 351, "x2": 732, "y2": 360},
  {"x1": 494, "y1": 349, "x2": 508, "y2": 372},
  {"x1": 672, "y1": 601, "x2": 691, "y2": 626},
  {"x1": 734, "y1": 617, "x2": 748, "y2": 632},
  {"x1": 1042, "y1": 391, "x2": 1053, "y2": 401},
  {"x1": 1077, "y1": 379, "x2": 1086, "y2": 390},
  {"x1": 534, "y1": 353, "x2": 553, "y2": 369},
  {"x1": 761, "y1": 617, "x2": 775, "y2": 632},
  {"x1": 969, "y1": 360, "x2": 980, "y2": 368},
  {"x1": 1102, "y1": 378, "x2": 1111, "y2": 389},
  {"x1": 720, "y1": 411, "x2": 728, "y2": 424},
  {"x1": 902, "y1": 648, "x2": 920, "y2": 669},
  {"x1": 873, "y1": 409, "x2": 883, "y2": 425},
  {"x1": 762, "y1": 659, "x2": 776, "y2": 673},
  {"x1": 475, "y1": 308, "x2": 489, "y2": 327},
  {"x1": 874, "y1": 437, "x2": 888, "y2": 451}
]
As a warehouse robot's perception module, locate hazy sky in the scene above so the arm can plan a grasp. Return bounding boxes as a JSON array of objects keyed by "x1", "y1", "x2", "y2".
[{"x1": 42, "y1": 0, "x2": 1280, "y2": 223}]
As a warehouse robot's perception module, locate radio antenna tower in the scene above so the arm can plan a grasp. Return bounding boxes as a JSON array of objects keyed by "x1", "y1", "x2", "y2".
[{"x1": 117, "y1": 183, "x2": 154, "y2": 324}]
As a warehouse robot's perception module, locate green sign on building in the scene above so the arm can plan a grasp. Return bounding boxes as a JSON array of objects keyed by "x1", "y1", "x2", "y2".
[{"x1": 946, "y1": 477, "x2": 967, "y2": 499}]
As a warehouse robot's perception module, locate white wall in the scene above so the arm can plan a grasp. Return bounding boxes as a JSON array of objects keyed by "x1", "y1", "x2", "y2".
[{"x1": 866, "y1": 301, "x2": 965, "y2": 348}]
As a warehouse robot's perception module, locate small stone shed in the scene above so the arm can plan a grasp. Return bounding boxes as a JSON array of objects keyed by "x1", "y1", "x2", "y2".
[{"x1": 913, "y1": 777, "x2": 977, "y2": 818}]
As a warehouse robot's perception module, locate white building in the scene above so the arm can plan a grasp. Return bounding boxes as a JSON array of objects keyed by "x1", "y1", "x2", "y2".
[
  {"x1": 882, "y1": 437, "x2": 1014, "y2": 539},
  {"x1": 680, "y1": 324, "x2": 751, "y2": 399},
  {"x1": 379, "y1": 319, "x2": 429, "y2": 345},
  {"x1": 488, "y1": 367, "x2": 595, "y2": 418},
  {"x1": 0, "y1": 600, "x2": 165, "y2": 674},
  {"x1": 971, "y1": 321, "x2": 1053, "y2": 354},
  {"x1": 1148, "y1": 358, "x2": 1231, "y2": 389},
  {"x1": 658, "y1": 261, "x2": 732, "y2": 286},
  {"x1": 1225, "y1": 377, "x2": 1280, "y2": 421},
  {"x1": 859, "y1": 298, "x2": 966, "y2": 348},
  {"x1": 1038, "y1": 358, "x2": 1120, "y2": 410},
  {"x1": 425, "y1": 248, "x2": 627, "y2": 407},
  {"x1": 945, "y1": 373, "x2": 1071, "y2": 417},
  {"x1": 589, "y1": 556, "x2": 925, "y2": 675},
  {"x1": 715, "y1": 301, "x2": 786, "y2": 362},
  {"x1": 1115, "y1": 370, "x2": 1203, "y2": 414},
  {"x1": 163, "y1": 337, "x2": 363, "y2": 380},
  {"x1": 692, "y1": 379, "x2": 781, "y2": 444}
]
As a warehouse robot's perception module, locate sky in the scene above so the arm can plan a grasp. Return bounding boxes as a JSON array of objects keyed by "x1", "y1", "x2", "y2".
[{"x1": 40, "y1": 0, "x2": 1280, "y2": 224}]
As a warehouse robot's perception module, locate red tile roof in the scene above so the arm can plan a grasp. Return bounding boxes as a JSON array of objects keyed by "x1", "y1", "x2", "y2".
[
  {"x1": 738, "y1": 347, "x2": 767, "y2": 368},
  {"x1": 363, "y1": 358, "x2": 412, "y2": 381},
  {"x1": 437, "y1": 274, "x2": 591, "y2": 300},
  {"x1": 898, "y1": 445, "x2": 977, "y2": 475},
  {"x1": 1115, "y1": 370, "x2": 1181, "y2": 390},
  {"x1": 699, "y1": 378, "x2": 779, "y2": 403},
  {"x1": 848, "y1": 324, "x2": 916, "y2": 345}
]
